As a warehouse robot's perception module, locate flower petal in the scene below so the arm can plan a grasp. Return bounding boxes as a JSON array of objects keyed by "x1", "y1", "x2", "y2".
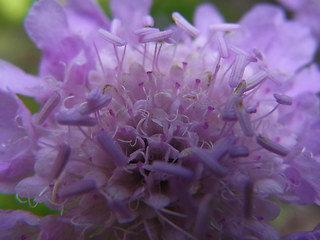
[
  {"x1": 0, "y1": 210, "x2": 39, "y2": 240},
  {"x1": 65, "y1": 0, "x2": 110, "y2": 38},
  {"x1": 0, "y1": 90, "x2": 34, "y2": 193},
  {"x1": 110, "y1": 0, "x2": 152, "y2": 29},
  {"x1": 0, "y1": 60, "x2": 41, "y2": 97},
  {"x1": 24, "y1": 0, "x2": 69, "y2": 50},
  {"x1": 194, "y1": 3, "x2": 224, "y2": 35}
]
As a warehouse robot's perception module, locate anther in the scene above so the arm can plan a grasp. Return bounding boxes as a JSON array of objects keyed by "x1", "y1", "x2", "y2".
[
  {"x1": 256, "y1": 135, "x2": 290, "y2": 156},
  {"x1": 135, "y1": 27, "x2": 159, "y2": 37},
  {"x1": 96, "y1": 130, "x2": 128, "y2": 166},
  {"x1": 229, "y1": 145, "x2": 249, "y2": 158},
  {"x1": 150, "y1": 161, "x2": 193, "y2": 179},
  {"x1": 51, "y1": 144, "x2": 71, "y2": 179},
  {"x1": 209, "y1": 23, "x2": 241, "y2": 32},
  {"x1": 59, "y1": 179, "x2": 97, "y2": 198},
  {"x1": 56, "y1": 110, "x2": 97, "y2": 126},
  {"x1": 172, "y1": 12, "x2": 200, "y2": 37},
  {"x1": 110, "y1": 19, "x2": 121, "y2": 35},
  {"x1": 98, "y1": 28, "x2": 127, "y2": 46},
  {"x1": 273, "y1": 94, "x2": 293, "y2": 106},
  {"x1": 220, "y1": 109, "x2": 237, "y2": 121},
  {"x1": 140, "y1": 29, "x2": 173, "y2": 43},
  {"x1": 235, "y1": 100, "x2": 254, "y2": 137},
  {"x1": 78, "y1": 88, "x2": 112, "y2": 115},
  {"x1": 229, "y1": 54, "x2": 247, "y2": 88},
  {"x1": 245, "y1": 71, "x2": 268, "y2": 92},
  {"x1": 234, "y1": 80, "x2": 247, "y2": 96},
  {"x1": 192, "y1": 148, "x2": 228, "y2": 177},
  {"x1": 143, "y1": 15, "x2": 154, "y2": 27},
  {"x1": 216, "y1": 32, "x2": 229, "y2": 58},
  {"x1": 244, "y1": 179, "x2": 254, "y2": 219},
  {"x1": 36, "y1": 91, "x2": 61, "y2": 125}
]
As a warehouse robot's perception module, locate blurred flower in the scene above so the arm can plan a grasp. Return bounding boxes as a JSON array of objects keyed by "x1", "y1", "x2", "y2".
[
  {"x1": 0, "y1": 0, "x2": 320, "y2": 239},
  {"x1": 278, "y1": 0, "x2": 320, "y2": 39}
]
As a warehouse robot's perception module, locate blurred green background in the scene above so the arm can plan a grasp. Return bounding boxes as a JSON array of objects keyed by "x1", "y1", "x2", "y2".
[{"x1": 0, "y1": 0, "x2": 319, "y2": 237}]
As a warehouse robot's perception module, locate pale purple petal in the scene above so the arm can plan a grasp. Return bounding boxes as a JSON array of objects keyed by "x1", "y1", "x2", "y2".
[
  {"x1": 286, "y1": 64, "x2": 320, "y2": 97},
  {"x1": 0, "y1": 90, "x2": 34, "y2": 193},
  {"x1": 0, "y1": 210, "x2": 39, "y2": 240},
  {"x1": 232, "y1": 4, "x2": 317, "y2": 73},
  {"x1": 65, "y1": 0, "x2": 110, "y2": 38},
  {"x1": 110, "y1": 0, "x2": 152, "y2": 29},
  {"x1": 15, "y1": 176, "x2": 49, "y2": 198},
  {"x1": 0, "y1": 60, "x2": 42, "y2": 97},
  {"x1": 194, "y1": 3, "x2": 224, "y2": 35},
  {"x1": 24, "y1": 0, "x2": 69, "y2": 50}
]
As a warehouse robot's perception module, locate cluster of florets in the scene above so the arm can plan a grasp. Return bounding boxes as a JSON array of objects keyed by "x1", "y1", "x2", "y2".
[{"x1": 0, "y1": 0, "x2": 320, "y2": 239}]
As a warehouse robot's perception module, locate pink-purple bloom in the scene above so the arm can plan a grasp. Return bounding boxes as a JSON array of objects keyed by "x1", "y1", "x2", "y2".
[{"x1": 1, "y1": 0, "x2": 320, "y2": 239}]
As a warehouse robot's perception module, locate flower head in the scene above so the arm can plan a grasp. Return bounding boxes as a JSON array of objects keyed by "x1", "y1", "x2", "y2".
[{"x1": 1, "y1": 0, "x2": 320, "y2": 239}]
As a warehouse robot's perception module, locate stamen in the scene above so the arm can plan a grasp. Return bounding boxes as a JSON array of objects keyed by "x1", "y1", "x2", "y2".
[
  {"x1": 98, "y1": 28, "x2": 127, "y2": 46},
  {"x1": 140, "y1": 29, "x2": 173, "y2": 43},
  {"x1": 220, "y1": 109, "x2": 237, "y2": 121},
  {"x1": 172, "y1": 12, "x2": 200, "y2": 37},
  {"x1": 56, "y1": 110, "x2": 97, "y2": 126},
  {"x1": 58, "y1": 179, "x2": 97, "y2": 198},
  {"x1": 216, "y1": 32, "x2": 229, "y2": 58},
  {"x1": 143, "y1": 15, "x2": 154, "y2": 27},
  {"x1": 256, "y1": 135, "x2": 290, "y2": 156},
  {"x1": 245, "y1": 71, "x2": 267, "y2": 92},
  {"x1": 36, "y1": 91, "x2": 61, "y2": 125},
  {"x1": 244, "y1": 179, "x2": 254, "y2": 219},
  {"x1": 110, "y1": 200, "x2": 134, "y2": 223},
  {"x1": 229, "y1": 145, "x2": 249, "y2": 158},
  {"x1": 51, "y1": 144, "x2": 71, "y2": 179},
  {"x1": 192, "y1": 148, "x2": 228, "y2": 177},
  {"x1": 135, "y1": 27, "x2": 159, "y2": 38},
  {"x1": 234, "y1": 80, "x2": 247, "y2": 96},
  {"x1": 96, "y1": 130, "x2": 128, "y2": 166},
  {"x1": 246, "y1": 106, "x2": 257, "y2": 114},
  {"x1": 145, "y1": 193, "x2": 170, "y2": 209},
  {"x1": 235, "y1": 100, "x2": 254, "y2": 137},
  {"x1": 193, "y1": 194, "x2": 212, "y2": 239},
  {"x1": 229, "y1": 54, "x2": 247, "y2": 88},
  {"x1": 150, "y1": 161, "x2": 193, "y2": 179},
  {"x1": 214, "y1": 136, "x2": 237, "y2": 160},
  {"x1": 273, "y1": 94, "x2": 293, "y2": 106},
  {"x1": 229, "y1": 46, "x2": 257, "y2": 64},
  {"x1": 209, "y1": 23, "x2": 241, "y2": 32},
  {"x1": 110, "y1": 19, "x2": 121, "y2": 35},
  {"x1": 78, "y1": 88, "x2": 112, "y2": 115}
]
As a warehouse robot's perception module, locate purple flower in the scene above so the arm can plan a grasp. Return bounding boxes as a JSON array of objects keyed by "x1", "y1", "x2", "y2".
[
  {"x1": 278, "y1": 0, "x2": 320, "y2": 39},
  {"x1": 0, "y1": 0, "x2": 320, "y2": 239}
]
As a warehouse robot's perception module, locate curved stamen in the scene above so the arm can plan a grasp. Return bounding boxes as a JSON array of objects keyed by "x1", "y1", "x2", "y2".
[
  {"x1": 149, "y1": 161, "x2": 193, "y2": 179},
  {"x1": 172, "y1": 12, "x2": 199, "y2": 37},
  {"x1": 58, "y1": 179, "x2": 97, "y2": 198},
  {"x1": 140, "y1": 29, "x2": 173, "y2": 43},
  {"x1": 273, "y1": 93, "x2": 293, "y2": 106},
  {"x1": 36, "y1": 91, "x2": 61, "y2": 125},
  {"x1": 256, "y1": 135, "x2": 290, "y2": 156},
  {"x1": 96, "y1": 130, "x2": 128, "y2": 166},
  {"x1": 56, "y1": 110, "x2": 97, "y2": 126},
  {"x1": 209, "y1": 23, "x2": 241, "y2": 32},
  {"x1": 235, "y1": 100, "x2": 254, "y2": 137},
  {"x1": 98, "y1": 28, "x2": 127, "y2": 46}
]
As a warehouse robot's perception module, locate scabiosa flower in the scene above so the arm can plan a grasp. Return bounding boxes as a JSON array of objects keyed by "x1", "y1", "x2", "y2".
[
  {"x1": 278, "y1": 0, "x2": 320, "y2": 39},
  {"x1": 1, "y1": 0, "x2": 320, "y2": 239}
]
